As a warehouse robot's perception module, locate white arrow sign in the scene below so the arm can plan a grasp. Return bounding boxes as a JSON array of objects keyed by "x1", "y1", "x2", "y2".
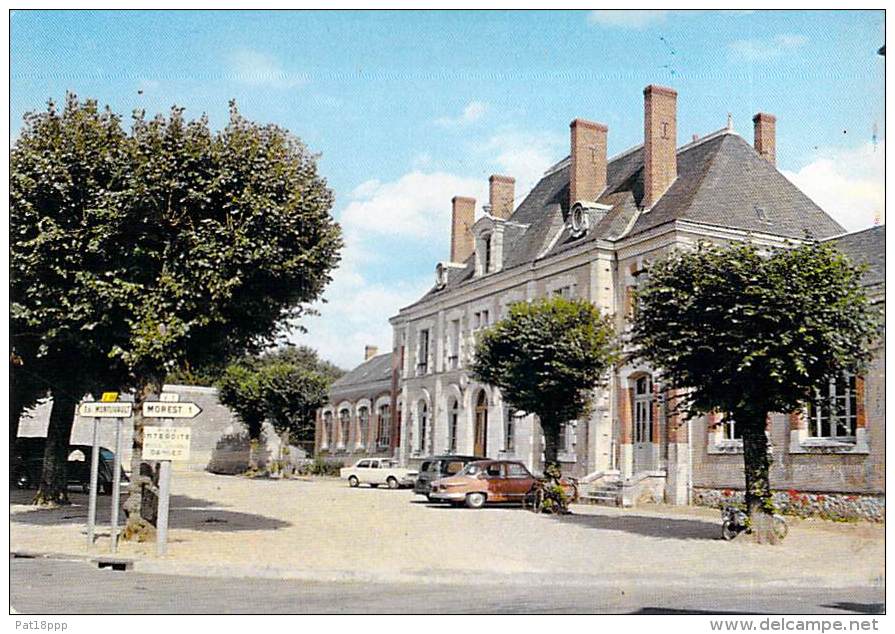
[
  {"x1": 79, "y1": 402, "x2": 134, "y2": 418},
  {"x1": 142, "y1": 401, "x2": 202, "y2": 419}
]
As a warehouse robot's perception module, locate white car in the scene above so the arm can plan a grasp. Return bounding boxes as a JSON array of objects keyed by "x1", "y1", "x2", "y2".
[{"x1": 340, "y1": 458, "x2": 418, "y2": 489}]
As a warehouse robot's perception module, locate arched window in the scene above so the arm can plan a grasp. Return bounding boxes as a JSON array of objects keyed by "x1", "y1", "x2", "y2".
[
  {"x1": 449, "y1": 399, "x2": 459, "y2": 453},
  {"x1": 339, "y1": 409, "x2": 350, "y2": 449},
  {"x1": 418, "y1": 401, "x2": 428, "y2": 453},
  {"x1": 377, "y1": 404, "x2": 391, "y2": 449},
  {"x1": 357, "y1": 406, "x2": 369, "y2": 448},
  {"x1": 323, "y1": 412, "x2": 333, "y2": 449}
]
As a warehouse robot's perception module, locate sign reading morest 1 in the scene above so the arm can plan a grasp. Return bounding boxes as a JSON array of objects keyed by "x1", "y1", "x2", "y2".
[
  {"x1": 142, "y1": 401, "x2": 202, "y2": 419},
  {"x1": 142, "y1": 427, "x2": 192, "y2": 461}
]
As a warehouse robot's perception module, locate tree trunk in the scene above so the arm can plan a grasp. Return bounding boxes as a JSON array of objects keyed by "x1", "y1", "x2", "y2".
[
  {"x1": 122, "y1": 379, "x2": 160, "y2": 542},
  {"x1": 33, "y1": 389, "x2": 77, "y2": 506},
  {"x1": 541, "y1": 418, "x2": 562, "y2": 482},
  {"x1": 741, "y1": 412, "x2": 779, "y2": 544}
]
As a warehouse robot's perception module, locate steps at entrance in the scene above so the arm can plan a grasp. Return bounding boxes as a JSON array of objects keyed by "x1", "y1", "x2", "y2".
[{"x1": 582, "y1": 481, "x2": 622, "y2": 507}]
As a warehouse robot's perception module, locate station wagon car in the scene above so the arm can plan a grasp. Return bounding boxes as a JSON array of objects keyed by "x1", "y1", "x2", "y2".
[
  {"x1": 413, "y1": 454, "x2": 483, "y2": 499},
  {"x1": 428, "y1": 459, "x2": 537, "y2": 508},
  {"x1": 340, "y1": 458, "x2": 418, "y2": 489}
]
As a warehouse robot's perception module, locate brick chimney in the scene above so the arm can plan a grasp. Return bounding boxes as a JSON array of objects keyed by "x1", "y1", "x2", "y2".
[
  {"x1": 570, "y1": 118, "x2": 608, "y2": 204},
  {"x1": 753, "y1": 112, "x2": 776, "y2": 166},
  {"x1": 450, "y1": 196, "x2": 476, "y2": 263},
  {"x1": 364, "y1": 345, "x2": 378, "y2": 361},
  {"x1": 488, "y1": 175, "x2": 515, "y2": 220},
  {"x1": 643, "y1": 84, "x2": 678, "y2": 209}
]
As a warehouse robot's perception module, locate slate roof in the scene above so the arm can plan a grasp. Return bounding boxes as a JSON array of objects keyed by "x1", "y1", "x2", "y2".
[
  {"x1": 330, "y1": 353, "x2": 393, "y2": 396},
  {"x1": 825, "y1": 225, "x2": 885, "y2": 289},
  {"x1": 411, "y1": 128, "x2": 846, "y2": 307}
]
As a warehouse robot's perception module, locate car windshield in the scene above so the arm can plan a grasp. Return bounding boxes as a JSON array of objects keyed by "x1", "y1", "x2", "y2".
[{"x1": 460, "y1": 463, "x2": 483, "y2": 476}]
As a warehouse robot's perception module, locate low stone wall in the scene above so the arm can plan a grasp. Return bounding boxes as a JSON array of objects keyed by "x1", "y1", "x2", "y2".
[{"x1": 693, "y1": 487, "x2": 884, "y2": 523}]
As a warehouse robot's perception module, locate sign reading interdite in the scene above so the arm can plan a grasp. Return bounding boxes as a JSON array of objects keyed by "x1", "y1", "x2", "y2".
[
  {"x1": 141, "y1": 401, "x2": 202, "y2": 419},
  {"x1": 79, "y1": 402, "x2": 134, "y2": 418},
  {"x1": 142, "y1": 426, "x2": 192, "y2": 461}
]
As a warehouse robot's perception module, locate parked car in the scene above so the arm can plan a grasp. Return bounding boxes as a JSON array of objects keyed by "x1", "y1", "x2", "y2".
[
  {"x1": 428, "y1": 459, "x2": 576, "y2": 509},
  {"x1": 11, "y1": 437, "x2": 128, "y2": 494},
  {"x1": 413, "y1": 454, "x2": 483, "y2": 499},
  {"x1": 340, "y1": 458, "x2": 418, "y2": 489}
]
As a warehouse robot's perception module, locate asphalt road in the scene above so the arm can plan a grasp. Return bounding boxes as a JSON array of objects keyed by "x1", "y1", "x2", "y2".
[{"x1": 10, "y1": 557, "x2": 885, "y2": 615}]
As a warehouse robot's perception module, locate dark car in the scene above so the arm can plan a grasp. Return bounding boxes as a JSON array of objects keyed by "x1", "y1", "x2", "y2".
[
  {"x1": 413, "y1": 455, "x2": 483, "y2": 499},
  {"x1": 11, "y1": 437, "x2": 128, "y2": 494}
]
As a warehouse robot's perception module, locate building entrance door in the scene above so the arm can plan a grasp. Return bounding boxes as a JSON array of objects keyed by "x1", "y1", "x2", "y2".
[
  {"x1": 474, "y1": 391, "x2": 488, "y2": 456},
  {"x1": 633, "y1": 376, "x2": 653, "y2": 472}
]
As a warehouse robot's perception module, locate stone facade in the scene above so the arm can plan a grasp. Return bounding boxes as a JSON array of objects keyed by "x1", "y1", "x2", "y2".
[
  {"x1": 318, "y1": 83, "x2": 883, "y2": 519},
  {"x1": 314, "y1": 350, "x2": 397, "y2": 462}
]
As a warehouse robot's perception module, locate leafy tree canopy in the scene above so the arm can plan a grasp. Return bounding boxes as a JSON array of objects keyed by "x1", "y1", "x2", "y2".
[
  {"x1": 472, "y1": 296, "x2": 619, "y2": 469},
  {"x1": 218, "y1": 346, "x2": 343, "y2": 442},
  {"x1": 630, "y1": 240, "x2": 878, "y2": 418}
]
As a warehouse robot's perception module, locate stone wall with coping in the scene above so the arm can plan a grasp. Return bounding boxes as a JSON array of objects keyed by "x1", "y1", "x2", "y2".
[{"x1": 692, "y1": 487, "x2": 884, "y2": 523}]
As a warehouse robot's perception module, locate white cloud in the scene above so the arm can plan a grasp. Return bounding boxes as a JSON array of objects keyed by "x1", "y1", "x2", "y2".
[
  {"x1": 475, "y1": 128, "x2": 565, "y2": 195},
  {"x1": 228, "y1": 48, "x2": 306, "y2": 89},
  {"x1": 435, "y1": 101, "x2": 488, "y2": 127},
  {"x1": 782, "y1": 141, "x2": 884, "y2": 232},
  {"x1": 341, "y1": 171, "x2": 487, "y2": 239},
  {"x1": 729, "y1": 33, "x2": 808, "y2": 61},
  {"x1": 587, "y1": 10, "x2": 669, "y2": 29},
  {"x1": 289, "y1": 265, "x2": 432, "y2": 370}
]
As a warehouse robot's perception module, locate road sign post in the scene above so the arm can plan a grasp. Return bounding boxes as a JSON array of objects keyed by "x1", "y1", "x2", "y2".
[
  {"x1": 86, "y1": 418, "x2": 100, "y2": 546},
  {"x1": 141, "y1": 400, "x2": 200, "y2": 556},
  {"x1": 78, "y1": 401, "x2": 134, "y2": 550},
  {"x1": 156, "y1": 419, "x2": 173, "y2": 556},
  {"x1": 110, "y1": 417, "x2": 124, "y2": 553}
]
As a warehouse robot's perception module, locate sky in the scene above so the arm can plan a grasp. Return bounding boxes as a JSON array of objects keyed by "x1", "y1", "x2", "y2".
[{"x1": 10, "y1": 9, "x2": 885, "y2": 370}]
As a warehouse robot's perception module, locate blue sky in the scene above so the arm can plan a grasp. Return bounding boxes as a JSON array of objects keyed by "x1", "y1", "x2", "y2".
[{"x1": 11, "y1": 10, "x2": 885, "y2": 369}]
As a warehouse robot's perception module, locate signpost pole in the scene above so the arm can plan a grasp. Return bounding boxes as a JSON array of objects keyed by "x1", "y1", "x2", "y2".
[
  {"x1": 156, "y1": 417, "x2": 173, "y2": 556},
  {"x1": 109, "y1": 417, "x2": 124, "y2": 553},
  {"x1": 86, "y1": 417, "x2": 101, "y2": 546}
]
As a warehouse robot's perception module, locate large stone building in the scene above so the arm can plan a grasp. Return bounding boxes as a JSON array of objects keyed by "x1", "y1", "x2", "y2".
[
  {"x1": 315, "y1": 346, "x2": 399, "y2": 460},
  {"x1": 318, "y1": 84, "x2": 884, "y2": 519}
]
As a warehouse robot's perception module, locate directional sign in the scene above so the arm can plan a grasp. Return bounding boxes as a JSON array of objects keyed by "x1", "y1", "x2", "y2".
[
  {"x1": 79, "y1": 402, "x2": 134, "y2": 418},
  {"x1": 142, "y1": 426, "x2": 192, "y2": 461},
  {"x1": 142, "y1": 401, "x2": 202, "y2": 419}
]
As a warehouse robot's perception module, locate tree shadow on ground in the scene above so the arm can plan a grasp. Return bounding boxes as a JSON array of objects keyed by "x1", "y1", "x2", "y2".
[
  {"x1": 10, "y1": 490, "x2": 290, "y2": 533},
  {"x1": 632, "y1": 607, "x2": 761, "y2": 615},
  {"x1": 556, "y1": 511, "x2": 721, "y2": 541}
]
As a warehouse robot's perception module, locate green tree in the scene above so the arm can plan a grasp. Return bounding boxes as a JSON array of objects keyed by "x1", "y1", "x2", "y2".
[
  {"x1": 471, "y1": 296, "x2": 619, "y2": 478},
  {"x1": 11, "y1": 95, "x2": 133, "y2": 504},
  {"x1": 630, "y1": 241, "x2": 878, "y2": 542},
  {"x1": 11, "y1": 95, "x2": 342, "y2": 521},
  {"x1": 217, "y1": 346, "x2": 342, "y2": 468}
]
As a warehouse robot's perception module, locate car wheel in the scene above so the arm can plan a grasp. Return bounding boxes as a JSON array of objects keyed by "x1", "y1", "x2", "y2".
[
  {"x1": 386, "y1": 476, "x2": 399, "y2": 489},
  {"x1": 348, "y1": 476, "x2": 359, "y2": 488},
  {"x1": 465, "y1": 492, "x2": 486, "y2": 509},
  {"x1": 101, "y1": 481, "x2": 113, "y2": 495}
]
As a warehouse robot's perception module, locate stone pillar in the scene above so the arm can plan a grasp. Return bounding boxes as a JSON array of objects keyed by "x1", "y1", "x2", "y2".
[
  {"x1": 618, "y1": 382, "x2": 633, "y2": 479},
  {"x1": 664, "y1": 389, "x2": 690, "y2": 505}
]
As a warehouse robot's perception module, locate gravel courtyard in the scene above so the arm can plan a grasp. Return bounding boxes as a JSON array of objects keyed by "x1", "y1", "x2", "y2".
[{"x1": 10, "y1": 472, "x2": 884, "y2": 588}]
